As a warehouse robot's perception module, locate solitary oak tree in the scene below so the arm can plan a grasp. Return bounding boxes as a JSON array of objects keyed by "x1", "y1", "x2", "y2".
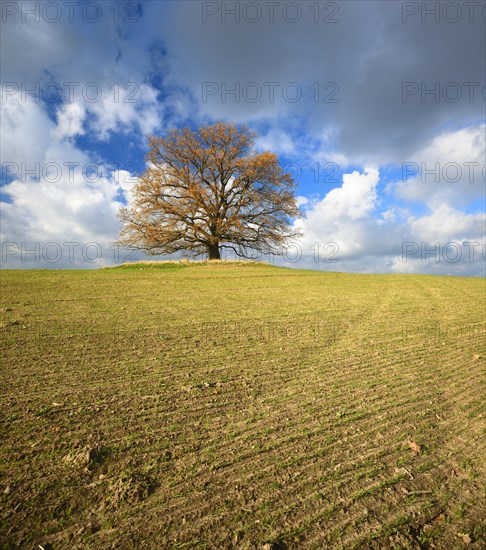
[{"x1": 117, "y1": 122, "x2": 301, "y2": 260}]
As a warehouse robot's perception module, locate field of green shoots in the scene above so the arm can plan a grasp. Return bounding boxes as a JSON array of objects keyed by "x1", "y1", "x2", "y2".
[{"x1": 1, "y1": 262, "x2": 485, "y2": 549}]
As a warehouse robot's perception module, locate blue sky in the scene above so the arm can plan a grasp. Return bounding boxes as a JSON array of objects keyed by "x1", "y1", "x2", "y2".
[{"x1": 0, "y1": 1, "x2": 485, "y2": 275}]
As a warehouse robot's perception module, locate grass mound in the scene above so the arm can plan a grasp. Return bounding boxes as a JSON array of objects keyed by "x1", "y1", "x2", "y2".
[{"x1": 108, "y1": 258, "x2": 276, "y2": 270}]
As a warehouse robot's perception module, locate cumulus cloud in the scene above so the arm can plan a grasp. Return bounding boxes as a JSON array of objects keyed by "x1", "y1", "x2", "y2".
[
  {"x1": 291, "y1": 166, "x2": 485, "y2": 276},
  {"x1": 1, "y1": 92, "x2": 54, "y2": 168},
  {"x1": 255, "y1": 128, "x2": 296, "y2": 156},
  {"x1": 0, "y1": 97, "x2": 138, "y2": 268},
  {"x1": 54, "y1": 102, "x2": 86, "y2": 139},
  {"x1": 0, "y1": 3, "x2": 166, "y2": 142},
  {"x1": 392, "y1": 124, "x2": 486, "y2": 209}
]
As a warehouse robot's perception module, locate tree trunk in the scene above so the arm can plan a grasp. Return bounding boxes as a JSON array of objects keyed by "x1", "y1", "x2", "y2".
[{"x1": 208, "y1": 244, "x2": 221, "y2": 260}]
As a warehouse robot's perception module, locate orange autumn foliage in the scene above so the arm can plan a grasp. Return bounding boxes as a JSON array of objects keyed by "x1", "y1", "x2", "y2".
[{"x1": 117, "y1": 122, "x2": 302, "y2": 259}]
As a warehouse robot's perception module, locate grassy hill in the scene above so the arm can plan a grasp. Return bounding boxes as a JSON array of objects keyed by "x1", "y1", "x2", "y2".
[{"x1": 1, "y1": 262, "x2": 485, "y2": 548}]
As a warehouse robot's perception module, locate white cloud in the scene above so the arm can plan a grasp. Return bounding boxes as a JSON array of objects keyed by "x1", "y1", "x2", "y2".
[
  {"x1": 294, "y1": 167, "x2": 380, "y2": 251},
  {"x1": 53, "y1": 102, "x2": 86, "y2": 139},
  {"x1": 1, "y1": 93, "x2": 54, "y2": 168},
  {"x1": 0, "y1": 96, "x2": 138, "y2": 268},
  {"x1": 87, "y1": 83, "x2": 162, "y2": 141},
  {"x1": 291, "y1": 166, "x2": 485, "y2": 276},
  {"x1": 0, "y1": 8, "x2": 166, "y2": 143},
  {"x1": 255, "y1": 128, "x2": 295, "y2": 156},
  {"x1": 296, "y1": 196, "x2": 308, "y2": 207},
  {"x1": 408, "y1": 205, "x2": 485, "y2": 244},
  {"x1": 393, "y1": 124, "x2": 486, "y2": 209}
]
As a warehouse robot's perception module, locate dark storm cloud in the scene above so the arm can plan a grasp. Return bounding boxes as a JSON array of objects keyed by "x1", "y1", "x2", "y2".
[{"x1": 151, "y1": 0, "x2": 485, "y2": 162}]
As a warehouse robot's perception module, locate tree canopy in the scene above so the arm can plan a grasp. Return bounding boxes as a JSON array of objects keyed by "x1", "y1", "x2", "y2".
[{"x1": 117, "y1": 122, "x2": 302, "y2": 260}]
